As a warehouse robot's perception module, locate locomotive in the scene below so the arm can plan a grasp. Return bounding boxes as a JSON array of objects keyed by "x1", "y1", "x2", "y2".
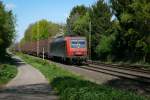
[{"x1": 16, "y1": 36, "x2": 88, "y2": 63}]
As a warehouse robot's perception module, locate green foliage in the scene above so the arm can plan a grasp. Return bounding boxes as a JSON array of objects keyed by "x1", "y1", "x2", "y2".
[
  {"x1": 0, "y1": 64, "x2": 17, "y2": 84},
  {"x1": 96, "y1": 34, "x2": 115, "y2": 60},
  {"x1": 67, "y1": 0, "x2": 113, "y2": 60},
  {"x1": 66, "y1": 5, "x2": 89, "y2": 35},
  {"x1": 72, "y1": 13, "x2": 90, "y2": 36},
  {"x1": 21, "y1": 19, "x2": 62, "y2": 43},
  {"x1": 18, "y1": 53, "x2": 148, "y2": 100},
  {"x1": 66, "y1": 0, "x2": 150, "y2": 63},
  {"x1": 90, "y1": 0, "x2": 112, "y2": 36},
  {"x1": 89, "y1": 0, "x2": 113, "y2": 59},
  {"x1": 20, "y1": 0, "x2": 150, "y2": 63},
  {"x1": 111, "y1": 0, "x2": 150, "y2": 62},
  {"x1": 0, "y1": 1, "x2": 16, "y2": 58}
]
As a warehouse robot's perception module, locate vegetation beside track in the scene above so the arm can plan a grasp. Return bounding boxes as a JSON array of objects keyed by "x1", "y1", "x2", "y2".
[
  {"x1": 0, "y1": 1, "x2": 16, "y2": 59},
  {"x1": 18, "y1": 53, "x2": 149, "y2": 100},
  {"x1": 67, "y1": 0, "x2": 150, "y2": 63},
  {"x1": 0, "y1": 64, "x2": 17, "y2": 85}
]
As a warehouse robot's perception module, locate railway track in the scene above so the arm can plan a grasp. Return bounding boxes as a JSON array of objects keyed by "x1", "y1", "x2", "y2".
[
  {"x1": 30, "y1": 54, "x2": 150, "y2": 83},
  {"x1": 49, "y1": 59, "x2": 150, "y2": 83},
  {"x1": 88, "y1": 61, "x2": 150, "y2": 74},
  {"x1": 74, "y1": 61, "x2": 150, "y2": 83}
]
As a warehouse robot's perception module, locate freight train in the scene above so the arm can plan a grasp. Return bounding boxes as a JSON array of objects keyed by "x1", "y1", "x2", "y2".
[{"x1": 15, "y1": 36, "x2": 88, "y2": 64}]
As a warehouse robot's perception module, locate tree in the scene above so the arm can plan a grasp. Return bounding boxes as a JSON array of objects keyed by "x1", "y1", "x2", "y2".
[
  {"x1": 96, "y1": 34, "x2": 115, "y2": 60},
  {"x1": 22, "y1": 19, "x2": 62, "y2": 42},
  {"x1": 67, "y1": 5, "x2": 89, "y2": 35},
  {"x1": 0, "y1": 1, "x2": 16, "y2": 58},
  {"x1": 111, "y1": 0, "x2": 150, "y2": 62},
  {"x1": 89, "y1": 0, "x2": 112, "y2": 59},
  {"x1": 67, "y1": 0, "x2": 113, "y2": 60},
  {"x1": 72, "y1": 12, "x2": 90, "y2": 36}
]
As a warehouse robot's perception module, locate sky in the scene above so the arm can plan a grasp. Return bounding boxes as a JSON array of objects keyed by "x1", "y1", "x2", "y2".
[{"x1": 2, "y1": 0, "x2": 99, "y2": 42}]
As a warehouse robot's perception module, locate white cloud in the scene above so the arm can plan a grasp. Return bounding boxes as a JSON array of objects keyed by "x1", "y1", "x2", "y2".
[{"x1": 5, "y1": 3, "x2": 16, "y2": 10}]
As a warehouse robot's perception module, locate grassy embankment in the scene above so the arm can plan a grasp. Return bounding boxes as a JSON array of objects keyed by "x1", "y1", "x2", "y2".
[
  {"x1": 18, "y1": 53, "x2": 148, "y2": 100},
  {"x1": 0, "y1": 64, "x2": 17, "y2": 85},
  {"x1": 0, "y1": 54, "x2": 17, "y2": 86}
]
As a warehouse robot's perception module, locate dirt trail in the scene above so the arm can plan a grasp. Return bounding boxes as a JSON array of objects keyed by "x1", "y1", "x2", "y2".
[{"x1": 0, "y1": 56, "x2": 58, "y2": 100}]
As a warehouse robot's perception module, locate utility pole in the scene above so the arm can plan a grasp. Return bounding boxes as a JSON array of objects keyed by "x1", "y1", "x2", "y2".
[
  {"x1": 42, "y1": 48, "x2": 45, "y2": 60},
  {"x1": 88, "y1": 5, "x2": 92, "y2": 60},
  {"x1": 37, "y1": 22, "x2": 39, "y2": 56},
  {"x1": 89, "y1": 21, "x2": 92, "y2": 60}
]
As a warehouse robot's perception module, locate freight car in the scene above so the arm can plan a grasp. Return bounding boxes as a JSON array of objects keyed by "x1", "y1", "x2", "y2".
[
  {"x1": 18, "y1": 36, "x2": 88, "y2": 64},
  {"x1": 19, "y1": 39, "x2": 51, "y2": 57}
]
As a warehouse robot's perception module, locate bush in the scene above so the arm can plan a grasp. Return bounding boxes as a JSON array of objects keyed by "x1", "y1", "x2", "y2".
[
  {"x1": 96, "y1": 34, "x2": 115, "y2": 60},
  {"x1": 0, "y1": 64, "x2": 17, "y2": 84}
]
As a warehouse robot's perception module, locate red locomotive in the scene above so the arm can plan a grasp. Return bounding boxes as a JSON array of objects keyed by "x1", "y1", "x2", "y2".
[
  {"x1": 50, "y1": 36, "x2": 87, "y2": 63},
  {"x1": 17, "y1": 36, "x2": 88, "y2": 63}
]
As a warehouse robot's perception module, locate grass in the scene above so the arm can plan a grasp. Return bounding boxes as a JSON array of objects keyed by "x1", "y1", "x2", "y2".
[
  {"x1": 18, "y1": 53, "x2": 149, "y2": 100},
  {"x1": 0, "y1": 53, "x2": 17, "y2": 86},
  {"x1": 0, "y1": 64, "x2": 17, "y2": 85}
]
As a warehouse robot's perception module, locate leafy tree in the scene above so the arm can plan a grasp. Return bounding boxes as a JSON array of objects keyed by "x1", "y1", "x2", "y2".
[
  {"x1": 72, "y1": 12, "x2": 90, "y2": 36},
  {"x1": 67, "y1": 5, "x2": 89, "y2": 35},
  {"x1": 96, "y1": 34, "x2": 115, "y2": 60},
  {"x1": 89, "y1": 0, "x2": 112, "y2": 59},
  {"x1": 67, "y1": 0, "x2": 113, "y2": 60},
  {"x1": 0, "y1": 1, "x2": 16, "y2": 58},
  {"x1": 22, "y1": 19, "x2": 62, "y2": 42},
  {"x1": 111, "y1": 0, "x2": 150, "y2": 62}
]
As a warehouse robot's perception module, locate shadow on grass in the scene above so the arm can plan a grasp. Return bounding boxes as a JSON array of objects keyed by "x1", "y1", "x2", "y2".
[
  {"x1": 51, "y1": 76, "x2": 98, "y2": 90},
  {"x1": 0, "y1": 53, "x2": 14, "y2": 64},
  {"x1": 0, "y1": 83, "x2": 58, "y2": 100},
  {"x1": 51, "y1": 76, "x2": 148, "y2": 100},
  {"x1": 103, "y1": 78, "x2": 150, "y2": 97},
  {"x1": 0, "y1": 53, "x2": 26, "y2": 67}
]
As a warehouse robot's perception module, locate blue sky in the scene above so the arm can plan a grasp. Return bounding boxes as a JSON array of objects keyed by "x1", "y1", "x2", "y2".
[{"x1": 2, "y1": 0, "x2": 98, "y2": 41}]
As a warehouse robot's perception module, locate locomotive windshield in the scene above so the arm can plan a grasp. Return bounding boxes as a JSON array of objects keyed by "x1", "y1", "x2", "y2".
[{"x1": 71, "y1": 39, "x2": 86, "y2": 48}]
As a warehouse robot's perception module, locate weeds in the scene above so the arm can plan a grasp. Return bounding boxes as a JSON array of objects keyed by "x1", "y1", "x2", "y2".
[{"x1": 0, "y1": 64, "x2": 17, "y2": 84}]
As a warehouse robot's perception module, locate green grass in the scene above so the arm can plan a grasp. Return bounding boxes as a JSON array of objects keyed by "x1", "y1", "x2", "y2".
[
  {"x1": 0, "y1": 64, "x2": 17, "y2": 85},
  {"x1": 18, "y1": 53, "x2": 149, "y2": 100},
  {"x1": 17, "y1": 53, "x2": 79, "y2": 82}
]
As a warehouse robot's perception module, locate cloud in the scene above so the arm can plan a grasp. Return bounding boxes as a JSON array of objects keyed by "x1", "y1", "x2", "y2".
[{"x1": 5, "y1": 3, "x2": 16, "y2": 10}]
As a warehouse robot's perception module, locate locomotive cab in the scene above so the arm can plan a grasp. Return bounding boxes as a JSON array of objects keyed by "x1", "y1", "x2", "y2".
[{"x1": 66, "y1": 37, "x2": 88, "y2": 63}]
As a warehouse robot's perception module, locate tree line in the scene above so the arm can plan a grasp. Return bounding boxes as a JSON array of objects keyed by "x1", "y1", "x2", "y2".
[
  {"x1": 20, "y1": 19, "x2": 65, "y2": 45},
  {"x1": 0, "y1": 1, "x2": 16, "y2": 60},
  {"x1": 21, "y1": 0, "x2": 150, "y2": 63},
  {"x1": 66, "y1": 0, "x2": 150, "y2": 63}
]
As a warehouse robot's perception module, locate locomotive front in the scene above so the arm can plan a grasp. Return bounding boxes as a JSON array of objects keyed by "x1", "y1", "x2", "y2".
[{"x1": 66, "y1": 37, "x2": 88, "y2": 63}]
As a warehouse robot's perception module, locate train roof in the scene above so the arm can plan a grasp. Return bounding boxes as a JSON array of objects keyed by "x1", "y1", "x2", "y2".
[
  {"x1": 53, "y1": 36, "x2": 86, "y2": 40},
  {"x1": 51, "y1": 36, "x2": 86, "y2": 42}
]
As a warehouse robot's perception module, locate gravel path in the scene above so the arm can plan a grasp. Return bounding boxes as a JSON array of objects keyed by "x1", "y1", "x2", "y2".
[{"x1": 0, "y1": 56, "x2": 58, "y2": 100}]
